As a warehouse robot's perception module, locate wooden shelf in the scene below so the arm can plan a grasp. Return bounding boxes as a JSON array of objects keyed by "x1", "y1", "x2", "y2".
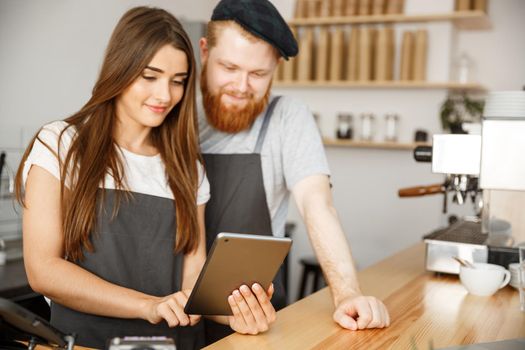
[
  {"x1": 288, "y1": 11, "x2": 491, "y2": 30},
  {"x1": 323, "y1": 138, "x2": 430, "y2": 150},
  {"x1": 274, "y1": 81, "x2": 487, "y2": 92}
]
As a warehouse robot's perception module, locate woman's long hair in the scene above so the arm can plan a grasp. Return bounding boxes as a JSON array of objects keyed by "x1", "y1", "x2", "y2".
[{"x1": 15, "y1": 6, "x2": 201, "y2": 261}]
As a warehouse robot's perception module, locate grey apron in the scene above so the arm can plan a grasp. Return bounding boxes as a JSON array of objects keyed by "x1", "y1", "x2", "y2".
[
  {"x1": 202, "y1": 96, "x2": 286, "y2": 345},
  {"x1": 51, "y1": 189, "x2": 204, "y2": 350}
]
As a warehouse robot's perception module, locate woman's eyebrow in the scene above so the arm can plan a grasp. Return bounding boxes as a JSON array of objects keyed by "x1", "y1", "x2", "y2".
[{"x1": 145, "y1": 65, "x2": 187, "y2": 77}]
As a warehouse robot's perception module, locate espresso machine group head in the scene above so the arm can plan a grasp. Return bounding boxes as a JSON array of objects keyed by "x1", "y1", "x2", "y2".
[{"x1": 404, "y1": 134, "x2": 483, "y2": 215}]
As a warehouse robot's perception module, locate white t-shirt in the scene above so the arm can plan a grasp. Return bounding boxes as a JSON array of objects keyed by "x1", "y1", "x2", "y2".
[{"x1": 23, "y1": 120, "x2": 210, "y2": 205}]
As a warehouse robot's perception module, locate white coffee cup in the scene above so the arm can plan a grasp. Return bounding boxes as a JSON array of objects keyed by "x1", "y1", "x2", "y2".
[{"x1": 459, "y1": 263, "x2": 511, "y2": 296}]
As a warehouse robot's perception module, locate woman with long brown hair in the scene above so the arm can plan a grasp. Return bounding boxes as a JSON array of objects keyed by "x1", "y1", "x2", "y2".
[{"x1": 15, "y1": 6, "x2": 275, "y2": 349}]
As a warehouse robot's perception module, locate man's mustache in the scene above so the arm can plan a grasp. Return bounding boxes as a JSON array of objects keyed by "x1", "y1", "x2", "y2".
[{"x1": 221, "y1": 90, "x2": 254, "y2": 100}]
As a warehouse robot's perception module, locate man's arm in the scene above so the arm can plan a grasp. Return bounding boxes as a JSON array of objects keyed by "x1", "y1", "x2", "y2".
[{"x1": 292, "y1": 174, "x2": 390, "y2": 330}]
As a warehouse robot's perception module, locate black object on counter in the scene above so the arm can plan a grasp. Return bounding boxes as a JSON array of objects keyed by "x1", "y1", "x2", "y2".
[
  {"x1": 414, "y1": 129, "x2": 429, "y2": 142},
  {"x1": 336, "y1": 128, "x2": 353, "y2": 139},
  {"x1": 0, "y1": 152, "x2": 6, "y2": 189},
  {"x1": 488, "y1": 245, "x2": 519, "y2": 268},
  {"x1": 0, "y1": 297, "x2": 76, "y2": 350},
  {"x1": 336, "y1": 113, "x2": 354, "y2": 140},
  {"x1": 413, "y1": 145, "x2": 432, "y2": 162}
]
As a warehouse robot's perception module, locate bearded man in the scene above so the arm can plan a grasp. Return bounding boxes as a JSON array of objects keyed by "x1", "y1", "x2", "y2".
[{"x1": 198, "y1": 0, "x2": 390, "y2": 345}]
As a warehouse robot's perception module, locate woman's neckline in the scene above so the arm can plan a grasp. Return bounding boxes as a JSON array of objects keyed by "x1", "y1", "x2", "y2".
[{"x1": 117, "y1": 145, "x2": 161, "y2": 160}]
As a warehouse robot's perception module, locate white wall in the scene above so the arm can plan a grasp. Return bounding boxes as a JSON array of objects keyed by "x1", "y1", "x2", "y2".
[
  {"x1": 0, "y1": 0, "x2": 215, "y2": 138},
  {"x1": 455, "y1": 0, "x2": 525, "y2": 91}
]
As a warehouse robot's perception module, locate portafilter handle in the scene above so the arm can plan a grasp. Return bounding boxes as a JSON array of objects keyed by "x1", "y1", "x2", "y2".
[{"x1": 413, "y1": 146, "x2": 432, "y2": 162}]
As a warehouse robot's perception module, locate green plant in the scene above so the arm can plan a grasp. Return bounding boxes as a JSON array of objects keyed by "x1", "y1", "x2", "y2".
[{"x1": 440, "y1": 93, "x2": 484, "y2": 133}]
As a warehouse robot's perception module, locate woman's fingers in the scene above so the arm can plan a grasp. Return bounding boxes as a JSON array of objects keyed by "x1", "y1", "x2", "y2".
[
  {"x1": 179, "y1": 289, "x2": 201, "y2": 325},
  {"x1": 233, "y1": 288, "x2": 257, "y2": 331},
  {"x1": 228, "y1": 284, "x2": 277, "y2": 335},
  {"x1": 267, "y1": 283, "x2": 274, "y2": 298},
  {"x1": 240, "y1": 285, "x2": 269, "y2": 332},
  {"x1": 168, "y1": 297, "x2": 190, "y2": 326},
  {"x1": 156, "y1": 302, "x2": 180, "y2": 327},
  {"x1": 228, "y1": 294, "x2": 245, "y2": 327},
  {"x1": 150, "y1": 291, "x2": 199, "y2": 328},
  {"x1": 252, "y1": 283, "x2": 276, "y2": 323}
]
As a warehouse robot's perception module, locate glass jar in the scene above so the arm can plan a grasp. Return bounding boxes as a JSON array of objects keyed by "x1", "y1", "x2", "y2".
[
  {"x1": 336, "y1": 113, "x2": 353, "y2": 139},
  {"x1": 456, "y1": 52, "x2": 474, "y2": 83},
  {"x1": 384, "y1": 113, "x2": 399, "y2": 142},
  {"x1": 360, "y1": 113, "x2": 375, "y2": 141}
]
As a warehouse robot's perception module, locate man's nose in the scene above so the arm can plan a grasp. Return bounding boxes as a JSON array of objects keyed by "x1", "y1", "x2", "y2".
[{"x1": 234, "y1": 72, "x2": 249, "y2": 93}]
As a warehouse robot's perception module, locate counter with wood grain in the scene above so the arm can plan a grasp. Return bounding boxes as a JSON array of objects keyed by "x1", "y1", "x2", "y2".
[
  {"x1": 205, "y1": 243, "x2": 525, "y2": 349},
  {"x1": 29, "y1": 243, "x2": 524, "y2": 349}
]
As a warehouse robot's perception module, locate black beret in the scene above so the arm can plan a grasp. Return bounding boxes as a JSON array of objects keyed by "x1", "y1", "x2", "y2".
[{"x1": 211, "y1": 0, "x2": 298, "y2": 60}]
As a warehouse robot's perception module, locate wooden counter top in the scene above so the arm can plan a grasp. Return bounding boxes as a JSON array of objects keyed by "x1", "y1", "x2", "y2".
[
  {"x1": 29, "y1": 243, "x2": 524, "y2": 349},
  {"x1": 205, "y1": 243, "x2": 525, "y2": 349}
]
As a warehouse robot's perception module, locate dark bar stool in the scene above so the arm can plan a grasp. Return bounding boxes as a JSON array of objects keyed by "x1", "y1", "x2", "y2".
[
  {"x1": 283, "y1": 222, "x2": 296, "y2": 298},
  {"x1": 297, "y1": 256, "x2": 325, "y2": 300}
]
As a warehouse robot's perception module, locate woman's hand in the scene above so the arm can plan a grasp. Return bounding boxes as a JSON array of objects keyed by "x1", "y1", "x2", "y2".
[
  {"x1": 227, "y1": 283, "x2": 276, "y2": 335},
  {"x1": 145, "y1": 289, "x2": 201, "y2": 327}
]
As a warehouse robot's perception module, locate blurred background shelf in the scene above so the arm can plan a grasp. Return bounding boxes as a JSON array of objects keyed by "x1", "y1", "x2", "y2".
[
  {"x1": 323, "y1": 138, "x2": 431, "y2": 150},
  {"x1": 275, "y1": 81, "x2": 487, "y2": 92},
  {"x1": 289, "y1": 11, "x2": 491, "y2": 30}
]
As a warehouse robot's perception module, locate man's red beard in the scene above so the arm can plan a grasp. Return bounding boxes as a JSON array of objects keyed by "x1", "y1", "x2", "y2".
[{"x1": 200, "y1": 62, "x2": 271, "y2": 133}]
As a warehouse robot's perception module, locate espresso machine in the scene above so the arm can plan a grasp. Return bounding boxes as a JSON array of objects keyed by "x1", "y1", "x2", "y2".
[{"x1": 401, "y1": 91, "x2": 525, "y2": 274}]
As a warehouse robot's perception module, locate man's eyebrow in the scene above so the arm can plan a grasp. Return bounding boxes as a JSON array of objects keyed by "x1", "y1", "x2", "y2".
[
  {"x1": 252, "y1": 68, "x2": 271, "y2": 74},
  {"x1": 145, "y1": 66, "x2": 187, "y2": 77},
  {"x1": 218, "y1": 60, "x2": 239, "y2": 68},
  {"x1": 218, "y1": 60, "x2": 270, "y2": 74}
]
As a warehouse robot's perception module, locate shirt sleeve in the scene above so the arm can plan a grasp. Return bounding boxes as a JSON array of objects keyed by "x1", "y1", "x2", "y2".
[
  {"x1": 279, "y1": 97, "x2": 331, "y2": 190},
  {"x1": 22, "y1": 121, "x2": 71, "y2": 187},
  {"x1": 197, "y1": 160, "x2": 210, "y2": 205}
]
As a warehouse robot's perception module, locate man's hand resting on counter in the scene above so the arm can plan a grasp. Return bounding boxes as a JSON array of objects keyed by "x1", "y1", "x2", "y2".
[{"x1": 333, "y1": 295, "x2": 390, "y2": 330}]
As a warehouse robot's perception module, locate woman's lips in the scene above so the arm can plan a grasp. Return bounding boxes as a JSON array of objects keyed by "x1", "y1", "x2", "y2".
[{"x1": 146, "y1": 104, "x2": 168, "y2": 113}]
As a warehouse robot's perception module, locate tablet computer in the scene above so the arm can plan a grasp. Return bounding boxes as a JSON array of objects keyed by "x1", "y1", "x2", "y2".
[{"x1": 184, "y1": 232, "x2": 292, "y2": 316}]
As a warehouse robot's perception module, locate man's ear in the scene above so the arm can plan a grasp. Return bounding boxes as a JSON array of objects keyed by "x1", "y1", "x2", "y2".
[{"x1": 199, "y1": 37, "x2": 209, "y2": 66}]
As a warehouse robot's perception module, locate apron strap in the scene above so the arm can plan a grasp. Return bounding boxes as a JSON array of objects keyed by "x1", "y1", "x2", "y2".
[{"x1": 254, "y1": 96, "x2": 282, "y2": 154}]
